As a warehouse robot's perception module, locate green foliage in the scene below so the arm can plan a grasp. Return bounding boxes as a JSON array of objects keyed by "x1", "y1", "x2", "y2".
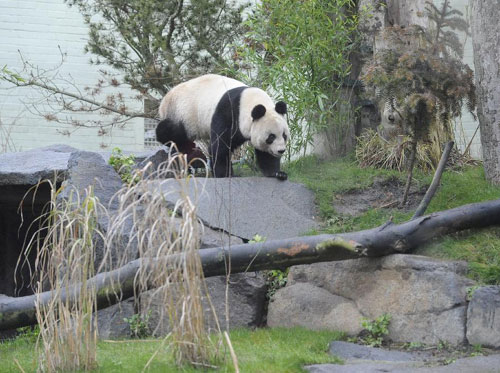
[
  {"x1": 123, "y1": 312, "x2": 152, "y2": 339},
  {"x1": 0, "y1": 327, "x2": 344, "y2": 372},
  {"x1": 108, "y1": 147, "x2": 137, "y2": 184},
  {"x1": 231, "y1": 0, "x2": 359, "y2": 157},
  {"x1": 359, "y1": 314, "x2": 392, "y2": 347},
  {"x1": 248, "y1": 234, "x2": 289, "y2": 299},
  {"x1": 0, "y1": 65, "x2": 25, "y2": 83},
  {"x1": 249, "y1": 234, "x2": 266, "y2": 243},
  {"x1": 64, "y1": 0, "x2": 248, "y2": 96},
  {"x1": 266, "y1": 269, "x2": 289, "y2": 299},
  {"x1": 15, "y1": 325, "x2": 40, "y2": 344}
]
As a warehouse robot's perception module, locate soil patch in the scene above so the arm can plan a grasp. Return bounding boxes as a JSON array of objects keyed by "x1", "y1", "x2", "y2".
[{"x1": 333, "y1": 176, "x2": 428, "y2": 216}]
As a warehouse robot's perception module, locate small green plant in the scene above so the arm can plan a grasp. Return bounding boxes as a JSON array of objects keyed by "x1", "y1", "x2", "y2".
[
  {"x1": 437, "y1": 339, "x2": 451, "y2": 351},
  {"x1": 248, "y1": 234, "x2": 289, "y2": 299},
  {"x1": 124, "y1": 311, "x2": 151, "y2": 339},
  {"x1": 249, "y1": 234, "x2": 266, "y2": 244},
  {"x1": 466, "y1": 285, "x2": 481, "y2": 301},
  {"x1": 360, "y1": 314, "x2": 392, "y2": 347},
  {"x1": 471, "y1": 343, "x2": 484, "y2": 357},
  {"x1": 404, "y1": 341, "x2": 425, "y2": 350},
  {"x1": 16, "y1": 325, "x2": 40, "y2": 343},
  {"x1": 266, "y1": 269, "x2": 289, "y2": 299},
  {"x1": 108, "y1": 147, "x2": 137, "y2": 184}
]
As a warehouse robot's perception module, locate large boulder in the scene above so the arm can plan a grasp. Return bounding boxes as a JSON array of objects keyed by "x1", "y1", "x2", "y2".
[
  {"x1": 268, "y1": 254, "x2": 474, "y2": 345},
  {"x1": 0, "y1": 144, "x2": 76, "y2": 186},
  {"x1": 466, "y1": 285, "x2": 500, "y2": 348},
  {"x1": 159, "y1": 177, "x2": 319, "y2": 240},
  {"x1": 140, "y1": 272, "x2": 267, "y2": 336}
]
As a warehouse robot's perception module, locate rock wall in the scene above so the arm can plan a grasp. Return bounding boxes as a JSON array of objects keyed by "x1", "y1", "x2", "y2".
[
  {"x1": 268, "y1": 254, "x2": 475, "y2": 345},
  {"x1": 470, "y1": 1, "x2": 500, "y2": 184}
]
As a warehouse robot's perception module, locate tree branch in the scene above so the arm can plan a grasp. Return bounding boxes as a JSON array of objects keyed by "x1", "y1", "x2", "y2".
[
  {"x1": 2, "y1": 198, "x2": 500, "y2": 330},
  {"x1": 412, "y1": 141, "x2": 454, "y2": 219}
]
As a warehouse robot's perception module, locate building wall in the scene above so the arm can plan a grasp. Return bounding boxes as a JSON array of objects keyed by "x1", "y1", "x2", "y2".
[
  {"x1": 449, "y1": 0, "x2": 481, "y2": 158},
  {"x1": 0, "y1": 0, "x2": 145, "y2": 153}
]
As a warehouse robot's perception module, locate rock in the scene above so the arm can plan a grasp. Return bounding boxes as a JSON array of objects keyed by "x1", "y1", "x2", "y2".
[
  {"x1": 466, "y1": 286, "x2": 500, "y2": 347},
  {"x1": 0, "y1": 145, "x2": 75, "y2": 185},
  {"x1": 200, "y1": 226, "x2": 244, "y2": 249},
  {"x1": 271, "y1": 254, "x2": 473, "y2": 345},
  {"x1": 96, "y1": 297, "x2": 135, "y2": 339},
  {"x1": 328, "y1": 341, "x2": 423, "y2": 362},
  {"x1": 305, "y1": 354, "x2": 500, "y2": 373},
  {"x1": 141, "y1": 272, "x2": 267, "y2": 336},
  {"x1": 136, "y1": 147, "x2": 170, "y2": 172},
  {"x1": 158, "y1": 177, "x2": 318, "y2": 240},
  {"x1": 60, "y1": 151, "x2": 124, "y2": 209},
  {"x1": 267, "y1": 283, "x2": 363, "y2": 335}
]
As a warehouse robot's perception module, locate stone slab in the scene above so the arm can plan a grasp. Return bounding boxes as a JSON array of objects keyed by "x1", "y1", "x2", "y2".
[
  {"x1": 305, "y1": 354, "x2": 500, "y2": 373},
  {"x1": 466, "y1": 285, "x2": 500, "y2": 348},
  {"x1": 0, "y1": 146, "x2": 74, "y2": 185},
  {"x1": 158, "y1": 177, "x2": 319, "y2": 240}
]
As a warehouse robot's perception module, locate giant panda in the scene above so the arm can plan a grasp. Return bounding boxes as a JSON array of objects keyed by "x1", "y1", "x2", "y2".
[{"x1": 156, "y1": 74, "x2": 290, "y2": 180}]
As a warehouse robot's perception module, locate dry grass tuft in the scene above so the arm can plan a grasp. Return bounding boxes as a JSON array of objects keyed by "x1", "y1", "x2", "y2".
[
  {"x1": 21, "y1": 180, "x2": 106, "y2": 372},
  {"x1": 102, "y1": 151, "x2": 225, "y2": 368},
  {"x1": 356, "y1": 129, "x2": 435, "y2": 172}
]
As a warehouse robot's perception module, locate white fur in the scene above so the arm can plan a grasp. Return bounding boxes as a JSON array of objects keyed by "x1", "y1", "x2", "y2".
[{"x1": 158, "y1": 74, "x2": 289, "y2": 157}]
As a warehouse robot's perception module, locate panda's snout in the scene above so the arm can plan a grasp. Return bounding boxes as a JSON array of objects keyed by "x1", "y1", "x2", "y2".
[{"x1": 278, "y1": 149, "x2": 286, "y2": 155}]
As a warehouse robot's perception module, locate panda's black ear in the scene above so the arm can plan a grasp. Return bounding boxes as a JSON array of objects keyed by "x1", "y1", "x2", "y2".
[
  {"x1": 275, "y1": 101, "x2": 287, "y2": 115},
  {"x1": 251, "y1": 104, "x2": 266, "y2": 120}
]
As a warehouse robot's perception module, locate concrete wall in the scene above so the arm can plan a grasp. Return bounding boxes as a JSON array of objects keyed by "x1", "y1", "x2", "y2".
[{"x1": 0, "y1": 0, "x2": 145, "y2": 153}]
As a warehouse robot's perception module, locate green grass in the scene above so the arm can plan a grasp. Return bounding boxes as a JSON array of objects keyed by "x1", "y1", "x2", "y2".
[
  {"x1": 286, "y1": 156, "x2": 500, "y2": 284},
  {"x1": 0, "y1": 327, "x2": 343, "y2": 373}
]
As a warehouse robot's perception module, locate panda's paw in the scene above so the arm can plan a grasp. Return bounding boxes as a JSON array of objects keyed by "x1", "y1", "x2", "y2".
[{"x1": 275, "y1": 171, "x2": 288, "y2": 181}]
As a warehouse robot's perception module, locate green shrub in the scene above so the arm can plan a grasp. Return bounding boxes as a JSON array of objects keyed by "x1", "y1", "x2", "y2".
[
  {"x1": 359, "y1": 314, "x2": 392, "y2": 347},
  {"x1": 108, "y1": 147, "x2": 137, "y2": 184}
]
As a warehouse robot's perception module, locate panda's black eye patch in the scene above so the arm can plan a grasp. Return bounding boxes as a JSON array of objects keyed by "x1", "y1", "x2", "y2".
[
  {"x1": 283, "y1": 132, "x2": 287, "y2": 141},
  {"x1": 266, "y1": 134, "x2": 276, "y2": 144}
]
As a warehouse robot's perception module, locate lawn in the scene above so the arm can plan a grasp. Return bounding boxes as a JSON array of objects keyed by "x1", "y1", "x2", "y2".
[
  {"x1": 287, "y1": 156, "x2": 500, "y2": 284},
  {"x1": 0, "y1": 327, "x2": 343, "y2": 372}
]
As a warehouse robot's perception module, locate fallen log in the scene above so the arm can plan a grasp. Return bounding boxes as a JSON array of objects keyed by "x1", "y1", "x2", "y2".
[{"x1": 2, "y1": 198, "x2": 500, "y2": 330}]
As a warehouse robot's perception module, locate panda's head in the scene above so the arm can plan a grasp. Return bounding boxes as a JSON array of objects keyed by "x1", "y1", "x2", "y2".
[{"x1": 249, "y1": 100, "x2": 289, "y2": 158}]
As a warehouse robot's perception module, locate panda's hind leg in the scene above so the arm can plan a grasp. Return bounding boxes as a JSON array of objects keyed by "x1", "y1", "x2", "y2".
[{"x1": 156, "y1": 118, "x2": 207, "y2": 170}]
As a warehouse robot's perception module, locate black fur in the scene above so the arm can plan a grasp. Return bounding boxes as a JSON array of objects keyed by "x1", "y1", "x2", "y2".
[
  {"x1": 251, "y1": 104, "x2": 266, "y2": 120},
  {"x1": 255, "y1": 149, "x2": 287, "y2": 180},
  {"x1": 275, "y1": 101, "x2": 287, "y2": 115},
  {"x1": 210, "y1": 86, "x2": 249, "y2": 177}
]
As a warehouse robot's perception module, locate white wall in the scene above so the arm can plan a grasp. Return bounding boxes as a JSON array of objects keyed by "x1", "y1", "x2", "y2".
[
  {"x1": 0, "y1": 0, "x2": 145, "y2": 153},
  {"x1": 449, "y1": 0, "x2": 481, "y2": 158}
]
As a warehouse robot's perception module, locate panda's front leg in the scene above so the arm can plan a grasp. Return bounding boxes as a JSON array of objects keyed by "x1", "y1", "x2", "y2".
[
  {"x1": 210, "y1": 137, "x2": 233, "y2": 178},
  {"x1": 255, "y1": 149, "x2": 287, "y2": 181}
]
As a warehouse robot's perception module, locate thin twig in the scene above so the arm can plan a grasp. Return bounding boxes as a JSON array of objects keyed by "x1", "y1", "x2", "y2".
[
  {"x1": 412, "y1": 141, "x2": 454, "y2": 219},
  {"x1": 13, "y1": 358, "x2": 26, "y2": 373},
  {"x1": 224, "y1": 331, "x2": 240, "y2": 373}
]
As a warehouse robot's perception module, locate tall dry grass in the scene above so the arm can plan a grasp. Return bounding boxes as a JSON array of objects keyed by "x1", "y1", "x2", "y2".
[
  {"x1": 102, "y1": 150, "x2": 225, "y2": 368},
  {"x1": 19, "y1": 149, "x2": 230, "y2": 370},
  {"x1": 21, "y1": 180, "x2": 106, "y2": 372}
]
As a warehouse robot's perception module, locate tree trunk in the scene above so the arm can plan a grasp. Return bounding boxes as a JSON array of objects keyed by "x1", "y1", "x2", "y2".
[
  {"x1": 1, "y1": 198, "x2": 500, "y2": 331},
  {"x1": 470, "y1": 1, "x2": 500, "y2": 184}
]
